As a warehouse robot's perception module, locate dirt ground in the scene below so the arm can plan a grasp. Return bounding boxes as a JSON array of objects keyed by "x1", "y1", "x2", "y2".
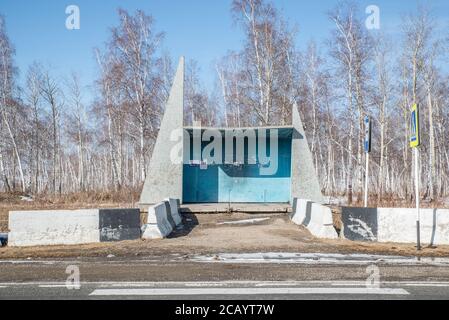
[{"x1": 2, "y1": 210, "x2": 449, "y2": 260}]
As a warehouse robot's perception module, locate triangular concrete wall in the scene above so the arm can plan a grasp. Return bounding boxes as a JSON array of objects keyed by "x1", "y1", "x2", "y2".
[
  {"x1": 291, "y1": 103, "x2": 324, "y2": 203},
  {"x1": 139, "y1": 57, "x2": 184, "y2": 205}
]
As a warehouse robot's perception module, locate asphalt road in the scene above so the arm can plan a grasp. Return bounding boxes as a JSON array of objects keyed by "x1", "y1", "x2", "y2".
[
  {"x1": 1, "y1": 281, "x2": 449, "y2": 300},
  {"x1": 1, "y1": 253, "x2": 449, "y2": 300}
]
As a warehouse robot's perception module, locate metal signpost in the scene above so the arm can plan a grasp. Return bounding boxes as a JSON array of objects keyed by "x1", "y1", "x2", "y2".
[
  {"x1": 364, "y1": 116, "x2": 371, "y2": 208},
  {"x1": 410, "y1": 104, "x2": 421, "y2": 251}
]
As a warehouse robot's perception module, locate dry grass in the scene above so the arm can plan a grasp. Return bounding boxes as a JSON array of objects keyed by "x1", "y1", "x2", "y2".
[
  {"x1": 0, "y1": 189, "x2": 140, "y2": 232},
  {"x1": 329, "y1": 192, "x2": 449, "y2": 209}
]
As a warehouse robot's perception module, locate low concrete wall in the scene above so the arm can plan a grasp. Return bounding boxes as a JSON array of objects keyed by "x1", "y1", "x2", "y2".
[
  {"x1": 378, "y1": 208, "x2": 449, "y2": 245},
  {"x1": 142, "y1": 202, "x2": 173, "y2": 239},
  {"x1": 99, "y1": 209, "x2": 141, "y2": 242},
  {"x1": 8, "y1": 210, "x2": 100, "y2": 247},
  {"x1": 291, "y1": 199, "x2": 338, "y2": 239},
  {"x1": 8, "y1": 208, "x2": 141, "y2": 247},
  {"x1": 342, "y1": 207, "x2": 449, "y2": 245}
]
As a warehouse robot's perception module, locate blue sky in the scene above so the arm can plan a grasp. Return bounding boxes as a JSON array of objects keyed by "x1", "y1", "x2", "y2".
[{"x1": 1, "y1": 0, "x2": 448, "y2": 106}]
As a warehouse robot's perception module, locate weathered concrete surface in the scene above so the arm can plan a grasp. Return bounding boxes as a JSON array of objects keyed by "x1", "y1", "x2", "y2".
[
  {"x1": 166, "y1": 198, "x2": 182, "y2": 226},
  {"x1": 8, "y1": 210, "x2": 100, "y2": 247},
  {"x1": 139, "y1": 57, "x2": 184, "y2": 205},
  {"x1": 291, "y1": 199, "x2": 338, "y2": 239},
  {"x1": 9, "y1": 208, "x2": 142, "y2": 247},
  {"x1": 290, "y1": 198, "x2": 310, "y2": 225},
  {"x1": 341, "y1": 207, "x2": 449, "y2": 245},
  {"x1": 142, "y1": 202, "x2": 173, "y2": 239},
  {"x1": 3, "y1": 212, "x2": 449, "y2": 260},
  {"x1": 162, "y1": 201, "x2": 176, "y2": 229},
  {"x1": 341, "y1": 207, "x2": 378, "y2": 242},
  {"x1": 99, "y1": 209, "x2": 141, "y2": 242},
  {"x1": 377, "y1": 208, "x2": 449, "y2": 245},
  {"x1": 291, "y1": 104, "x2": 324, "y2": 204}
]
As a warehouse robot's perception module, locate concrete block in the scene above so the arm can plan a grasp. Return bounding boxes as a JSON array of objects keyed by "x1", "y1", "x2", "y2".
[
  {"x1": 8, "y1": 210, "x2": 100, "y2": 247},
  {"x1": 163, "y1": 201, "x2": 177, "y2": 229},
  {"x1": 340, "y1": 207, "x2": 449, "y2": 245},
  {"x1": 142, "y1": 202, "x2": 173, "y2": 239},
  {"x1": 307, "y1": 202, "x2": 338, "y2": 239},
  {"x1": 99, "y1": 209, "x2": 141, "y2": 242},
  {"x1": 291, "y1": 198, "x2": 338, "y2": 239},
  {"x1": 290, "y1": 198, "x2": 311, "y2": 225},
  {"x1": 141, "y1": 224, "x2": 164, "y2": 240},
  {"x1": 165, "y1": 198, "x2": 182, "y2": 226}
]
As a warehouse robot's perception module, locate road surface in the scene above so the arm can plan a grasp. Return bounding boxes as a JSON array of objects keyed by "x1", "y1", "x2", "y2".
[{"x1": 1, "y1": 252, "x2": 449, "y2": 300}]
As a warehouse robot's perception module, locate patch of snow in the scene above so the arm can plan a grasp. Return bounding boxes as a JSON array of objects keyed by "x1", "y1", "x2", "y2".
[
  {"x1": 188, "y1": 252, "x2": 449, "y2": 266},
  {"x1": 20, "y1": 195, "x2": 33, "y2": 202}
]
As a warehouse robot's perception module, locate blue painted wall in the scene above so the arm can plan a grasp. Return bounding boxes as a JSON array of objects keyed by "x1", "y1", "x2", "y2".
[{"x1": 183, "y1": 130, "x2": 292, "y2": 203}]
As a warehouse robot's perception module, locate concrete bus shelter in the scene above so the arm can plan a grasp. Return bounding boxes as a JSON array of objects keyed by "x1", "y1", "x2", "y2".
[{"x1": 139, "y1": 57, "x2": 323, "y2": 206}]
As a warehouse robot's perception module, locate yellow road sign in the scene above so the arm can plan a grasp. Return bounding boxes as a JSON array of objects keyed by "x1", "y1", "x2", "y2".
[{"x1": 410, "y1": 104, "x2": 420, "y2": 148}]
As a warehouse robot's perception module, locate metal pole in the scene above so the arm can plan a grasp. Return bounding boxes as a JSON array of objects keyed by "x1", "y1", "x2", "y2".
[
  {"x1": 364, "y1": 153, "x2": 369, "y2": 208},
  {"x1": 415, "y1": 147, "x2": 421, "y2": 251}
]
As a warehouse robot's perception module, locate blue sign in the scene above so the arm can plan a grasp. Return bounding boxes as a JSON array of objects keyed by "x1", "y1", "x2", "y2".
[{"x1": 364, "y1": 116, "x2": 371, "y2": 153}]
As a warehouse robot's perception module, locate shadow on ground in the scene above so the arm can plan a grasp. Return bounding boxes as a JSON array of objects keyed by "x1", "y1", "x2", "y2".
[{"x1": 168, "y1": 213, "x2": 199, "y2": 238}]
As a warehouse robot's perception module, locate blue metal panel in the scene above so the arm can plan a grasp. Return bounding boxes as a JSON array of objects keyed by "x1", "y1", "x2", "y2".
[{"x1": 183, "y1": 129, "x2": 292, "y2": 203}]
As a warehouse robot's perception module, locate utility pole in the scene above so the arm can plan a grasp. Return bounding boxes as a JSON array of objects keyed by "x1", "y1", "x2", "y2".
[
  {"x1": 410, "y1": 104, "x2": 421, "y2": 251},
  {"x1": 364, "y1": 116, "x2": 371, "y2": 208}
]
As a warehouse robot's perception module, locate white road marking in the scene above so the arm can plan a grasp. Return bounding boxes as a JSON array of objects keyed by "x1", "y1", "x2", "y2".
[
  {"x1": 38, "y1": 285, "x2": 69, "y2": 288},
  {"x1": 331, "y1": 282, "x2": 366, "y2": 287},
  {"x1": 89, "y1": 287, "x2": 410, "y2": 296},
  {"x1": 0, "y1": 280, "x2": 448, "y2": 287},
  {"x1": 405, "y1": 283, "x2": 449, "y2": 287},
  {"x1": 0, "y1": 260, "x2": 60, "y2": 265}
]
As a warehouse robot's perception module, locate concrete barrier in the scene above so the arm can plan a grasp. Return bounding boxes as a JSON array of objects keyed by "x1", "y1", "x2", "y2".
[
  {"x1": 99, "y1": 209, "x2": 141, "y2": 242},
  {"x1": 162, "y1": 201, "x2": 177, "y2": 229},
  {"x1": 8, "y1": 209, "x2": 141, "y2": 247},
  {"x1": 341, "y1": 207, "x2": 378, "y2": 242},
  {"x1": 290, "y1": 198, "x2": 310, "y2": 225},
  {"x1": 165, "y1": 198, "x2": 182, "y2": 226},
  {"x1": 291, "y1": 198, "x2": 338, "y2": 239},
  {"x1": 9, "y1": 210, "x2": 100, "y2": 247},
  {"x1": 342, "y1": 207, "x2": 449, "y2": 245},
  {"x1": 378, "y1": 208, "x2": 449, "y2": 245},
  {"x1": 142, "y1": 202, "x2": 173, "y2": 239}
]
